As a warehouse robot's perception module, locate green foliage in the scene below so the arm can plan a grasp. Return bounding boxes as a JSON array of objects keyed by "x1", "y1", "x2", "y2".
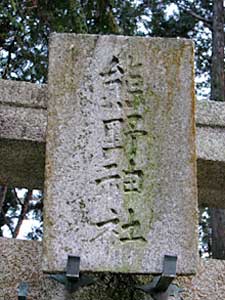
[
  {"x1": 0, "y1": 0, "x2": 214, "y2": 96},
  {"x1": 0, "y1": 0, "x2": 48, "y2": 82},
  {"x1": 0, "y1": 0, "x2": 146, "y2": 82}
]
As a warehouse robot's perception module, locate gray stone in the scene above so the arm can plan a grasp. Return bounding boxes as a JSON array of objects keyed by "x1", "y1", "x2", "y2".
[
  {"x1": 0, "y1": 238, "x2": 42, "y2": 300},
  {"x1": 197, "y1": 159, "x2": 225, "y2": 208},
  {"x1": 0, "y1": 79, "x2": 47, "y2": 109},
  {"x1": 177, "y1": 258, "x2": 225, "y2": 300},
  {"x1": 0, "y1": 105, "x2": 47, "y2": 142},
  {"x1": 196, "y1": 125, "x2": 225, "y2": 162},
  {"x1": 196, "y1": 100, "x2": 225, "y2": 208},
  {"x1": 1, "y1": 78, "x2": 225, "y2": 207},
  {"x1": 0, "y1": 139, "x2": 45, "y2": 189},
  {"x1": 196, "y1": 99, "x2": 225, "y2": 128},
  {"x1": 0, "y1": 104, "x2": 46, "y2": 189},
  {"x1": 43, "y1": 34, "x2": 197, "y2": 274},
  {"x1": 1, "y1": 238, "x2": 225, "y2": 300},
  {"x1": 0, "y1": 81, "x2": 47, "y2": 189}
]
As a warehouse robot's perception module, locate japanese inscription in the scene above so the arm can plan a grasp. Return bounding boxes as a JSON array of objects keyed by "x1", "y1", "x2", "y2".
[
  {"x1": 43, "y1": 35, "x2": 197, "y2": 274},
  {"x1": 92, "y1": 52, "x2": 151, "y2": 244}
]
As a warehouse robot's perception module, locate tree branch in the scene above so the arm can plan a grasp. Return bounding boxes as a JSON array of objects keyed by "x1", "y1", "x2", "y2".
[
  {"x1": 0, "y1": 185, "x2": 7, "y2": 211},
  {"x1": 2, "y1": 212, "x2": 14, "y2": 236},
  {"x1": 185, "y1": 8, "x2": 212, "y2": 30},
  {"x1": 0, "y1": 185, "x2": 15, "y2": 236},
  {"x1": 13, "y1": 189, "x2": 32, "y2": 238},
  {"x1": 176, "y1": 2, "x2": 212, "y2": 28},
  {"x1": 2, "y1": 38, "x2": 15, "y2": 79},
  {"x1": 12, "y1": 187, "x2": 22, "y2": 206}
]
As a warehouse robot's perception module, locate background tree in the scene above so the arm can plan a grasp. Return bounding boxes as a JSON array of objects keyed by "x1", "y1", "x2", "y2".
[
  {"x1": 0, "y1": 186, "x2": 43, "y2": 239},
  {"x1": 0, "y1": 0, "x2": 146, "y2": 82},
  {"x1": 0, "y1": 0, "x2": 215, "y2": 95},
  {"x1": 209, "y1": 0, "x2": 225, "y2": 260}
]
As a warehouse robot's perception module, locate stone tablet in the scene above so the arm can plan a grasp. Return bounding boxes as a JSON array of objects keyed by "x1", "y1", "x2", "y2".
[{"x1": 43, "y1": 34, "x2": 197, "y2": 274}]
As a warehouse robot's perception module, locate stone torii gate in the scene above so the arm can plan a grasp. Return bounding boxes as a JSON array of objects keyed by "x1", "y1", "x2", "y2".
[{"x1": 1, "y1": 34, "x2": 225, "y2": 300}]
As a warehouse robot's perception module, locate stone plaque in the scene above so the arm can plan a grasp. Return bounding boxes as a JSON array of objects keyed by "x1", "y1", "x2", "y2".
[{"x1": 43, "y1": 34, "x2": 198, "y2": 274}]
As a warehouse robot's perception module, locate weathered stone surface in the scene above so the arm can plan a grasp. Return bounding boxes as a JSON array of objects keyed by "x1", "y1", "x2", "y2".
[
  {"x1": 197, "y1": 126, "x2": 225, "y2": 162},
  {"x1": 0, "y1": 104, "x2": 46, "y2": 188},
  {"x1": 0, "y1": 139, "x2": 45, "y2": 189},
  {"x1": 196, "y1": 99, "x2": 225, "y2": 163},
  {"x1": 196, "y1": 100, "x2": 225, "y2": 208},
  {"x1": 177, "y1": 259, "x2": 225, "y2": 300},
  {"x1": 197, "y1": 159, "x2": 225, "y2": 208},
  {"x1": 0, "y1": 79, "x2": 47, "y2": 109},
  {"x1": 0, "y1": 238, "x2": 42, "y2": 300},
  {"x1": 1, "y1": 77, "x2": 225, "y2": 207},
  {"x1": 0, "y1": 105, "x2": 47, "y2": 142},
  {"x1": 0, "y1": 83, "x2": 47, "y2": 189},
  {"x1": 43, "y1": 34, "x2": 197, "y2": 274},
  {"x1": 1, "y1": 238, "x2": 225, "y2": 300},
  {"x1": 196, "y1": 99, "x2": 225, "y2": 128}
]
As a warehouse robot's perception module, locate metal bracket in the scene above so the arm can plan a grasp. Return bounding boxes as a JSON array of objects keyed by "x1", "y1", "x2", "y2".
[
  {"x1": 49, "y1": 255, "x2": 95, "y2": 293},
  {"x1": 18, "y1": 282, "x2": 28, "y2": 300},
  {"x1": 136, "y1": 255, "x2": 181, "y2": 300}
]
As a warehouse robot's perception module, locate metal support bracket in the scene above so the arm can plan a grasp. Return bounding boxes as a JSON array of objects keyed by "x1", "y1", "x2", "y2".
[
  {"x1": 49, "y1": 255, "x2": 95, "y2": 293},
  {"x1": 136, "y1": 255, "x2": 182, "y2": 300},
  {"x1": 18, "y1": 282, "x2": 28, "y2": 300}
]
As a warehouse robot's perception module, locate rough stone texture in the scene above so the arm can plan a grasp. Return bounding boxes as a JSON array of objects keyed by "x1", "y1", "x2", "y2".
[
  {"x1": 1, "y1": 77, "x2": 225, "y2": 207},
  {"x1": 0, "y1": 105, "x2": 46, "y2": 142},
  {"x1": 0, "y1": 37, "x2": 225, "y2": 299},
  {"x1": 43, "y1": 34, "x2": 197, "y2": 274},
  {"x1": 0, "y1": 83, "x2": 47, "y2": 189},
  {"x1": 197, "y1": 159, "x2": 225, "y2": 208},
  {"x1": 0, "y1": 238, "x2": 42, "y2": 300},
  {"x1": 177, "y1": 259, "x2": 225, "y2": 300},
  {"x1": 0, "y1": 139, "x2": 45, "y2": 189},
  {"x1": 196, "y1": 99, "x2": 225, "y2": 128},
  {"x1": 1, "y1": 238, "x2": 225, "y2": 300},
  {"x1": 196, "y1": 126, "x2": 225, "y2": 162},
  {"x1": 0, "y1": 79, "x2": 47, "y2": 109},
  {"x1": 196, "y1": 100, "x2": 225, "y2": 208}
]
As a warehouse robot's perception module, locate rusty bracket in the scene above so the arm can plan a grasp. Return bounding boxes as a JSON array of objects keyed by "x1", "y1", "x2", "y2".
[
  {"x1": 49, "y1": 255, "x2": 95, "y2": 293},
  {"x1": 135, "y1": 255, "x2": 181, "y2": 300},
  {"x1": 18, "y1": 282, "x2": 28, "y2": 300}
]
